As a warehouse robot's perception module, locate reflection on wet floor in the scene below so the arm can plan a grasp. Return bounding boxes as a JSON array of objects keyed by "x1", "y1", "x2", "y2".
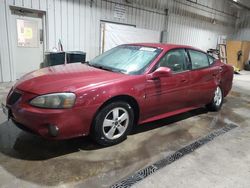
[{"x1": 0, "y1": 91, "x2": 249, "y2": 187}]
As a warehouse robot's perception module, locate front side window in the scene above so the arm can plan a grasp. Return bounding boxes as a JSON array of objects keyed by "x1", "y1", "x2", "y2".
[
  {"x1": 189, "y1": 50, "x2": 209, "y2": 70},
  {"x1": 89, "y1": 45, "x2": 162, "y2": 75},
  {"x1": 157, "y1": 49, "x2": 189, "y2": 73}
]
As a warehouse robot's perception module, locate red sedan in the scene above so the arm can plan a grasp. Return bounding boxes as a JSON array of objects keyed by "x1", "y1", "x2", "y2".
[{"x1": 2, "y1": 43, "x2": 233, "y2": 146}]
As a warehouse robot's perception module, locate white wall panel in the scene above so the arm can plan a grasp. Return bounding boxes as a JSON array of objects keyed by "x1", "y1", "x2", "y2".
[
  {"x1": 39, "y1": 0, "x2": 47, "y2": 11},
  {"x1": 73, "y1": 0, "x2": 80, "y2": 50},
  {"x1": 54, "y1": 0, "x2": 62, "y2": 49},
  {"x1": 233, "y1": 11, "x2": 250, "y2": 41},
  {"x1": 165, "y1": 0, "x2": 236, "y2": 51},
  {"x1": 79, "y1": 0, "x2": 85, "y2": 51},
  {"x1": 0, "y1": 0, "x2": 238, "y2": 82},
  {"x1": 14, "y1": 0, "x2": 22, "y2": 6},
  {"x1": 31, "y1": 0, "x2": 39, "y2": 9},
  {"x1": 23, "y1": 0, "x2": 32, "y2": 8},
  {"x1": 61, "y1": 0, "x2": 68, "y2": 51},
  {"x1": 0, "y1": 0, "x2": 13, "y2": 82}
]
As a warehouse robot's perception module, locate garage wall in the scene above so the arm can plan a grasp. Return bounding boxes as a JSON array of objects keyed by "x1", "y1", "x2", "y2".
[
  {"x1": 165, "y1": 0, "x2": 237, "y2": 51},
  {"x1": 233, "y1": 11, "x2": 250, "y2": 41},
  {"x1": 0, "y1": 0, "x2": 237, "y2": 82},
  {"x1": 0, "y1": 0, "x2": 13, "y2": 82},
  {"x1": 7, "y1": 0, "x2": 167, "y2": 59},
  {"x1": 0, "y1": 0, "x2": 167, "y2": 82}
]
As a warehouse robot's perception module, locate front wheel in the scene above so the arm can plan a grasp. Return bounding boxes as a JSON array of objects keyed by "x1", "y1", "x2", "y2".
[
  {"x1": 206, "y1": 86, "x2": 223, "y2": 111},
  {"x1": 92, "y1": 101, "x2": 134, "y2": 146}
]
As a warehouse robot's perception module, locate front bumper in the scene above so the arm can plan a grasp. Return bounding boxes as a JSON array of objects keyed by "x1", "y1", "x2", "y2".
[{"x1": 5, "y1": 89, "x2": 96, "y2": 140}]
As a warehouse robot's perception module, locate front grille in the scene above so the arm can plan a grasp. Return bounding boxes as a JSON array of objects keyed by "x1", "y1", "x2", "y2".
[{"x1": 7, "y1": 91, "x2": 22, "y2": 105}]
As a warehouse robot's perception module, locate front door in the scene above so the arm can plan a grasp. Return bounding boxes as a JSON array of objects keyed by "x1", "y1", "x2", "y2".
[
  {"x1": 10, "y1": 9, "x2": 44, "y2": 79},
  {"x1": 144, "y1": 49, "x2": 191, "y2": 119}
]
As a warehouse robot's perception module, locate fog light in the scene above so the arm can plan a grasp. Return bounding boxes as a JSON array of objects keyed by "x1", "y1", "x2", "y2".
[{"x1": 48, "y1": 125, "x2": 59, "y2": 137}]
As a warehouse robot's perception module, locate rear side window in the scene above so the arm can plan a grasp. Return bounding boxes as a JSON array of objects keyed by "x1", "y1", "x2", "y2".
[
  {"x1": 208, "y1": 55, "x2": 215, "y2": 65},
  {"x1": 158, "y1": 49, "x2": 189, "y2": 73},
  {"x1": 189, "y1": 50, "x2": 209, "y2": 70}
]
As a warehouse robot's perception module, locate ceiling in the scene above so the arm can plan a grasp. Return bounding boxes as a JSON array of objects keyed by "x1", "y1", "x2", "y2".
[
  {"x1": 238, "y1": 0, "x2": 250, "y2": 8},
  {"x1": 229, "y1": 0, "x2": 250, "y2": 10}
]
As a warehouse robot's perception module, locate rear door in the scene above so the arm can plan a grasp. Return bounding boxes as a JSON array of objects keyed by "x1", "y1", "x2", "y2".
[
  {"x1": 187, "y1": 49, "x2": 218, "y2": 107},
  {"x1": 144, "y1": 48, "x2": 191, "y2": 119}
]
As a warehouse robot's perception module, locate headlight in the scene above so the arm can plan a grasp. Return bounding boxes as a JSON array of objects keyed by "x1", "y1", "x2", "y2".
[{"x1": 30, "y1": 93, "x2": 76, "y2": 109}]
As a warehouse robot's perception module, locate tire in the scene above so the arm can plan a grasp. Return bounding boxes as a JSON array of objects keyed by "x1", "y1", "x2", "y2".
[
  {"x1": 206, "y1": 86, "x2": 223, "y2": 111},
  {"x1": 92, "y1": 101, "x2": 134, "y2": 146}
]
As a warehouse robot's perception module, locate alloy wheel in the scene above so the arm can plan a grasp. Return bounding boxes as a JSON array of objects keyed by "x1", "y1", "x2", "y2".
[
  {"x1": 214, "y1": 86, "x2": 222, "y2": 106},
  {"x1": 102, "y1": 107, "x2": 129, "y2": 140}
]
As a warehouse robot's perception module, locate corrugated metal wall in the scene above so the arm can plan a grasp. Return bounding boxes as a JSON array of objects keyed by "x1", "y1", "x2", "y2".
[
  {"x1": 166, "y1": 0, "x2": 236, "y2": 50},
  {"x1": 233, "y1": 10, "x2": 250, "y2": 41},
  {"x1": 0, "y1": 0, "x2": 237, "y2": 82}
]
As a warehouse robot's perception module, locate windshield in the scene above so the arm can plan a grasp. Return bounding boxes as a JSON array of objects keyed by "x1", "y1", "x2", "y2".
[{"x1": 89, "y1": 45, "x2": 162, "y2": 75}]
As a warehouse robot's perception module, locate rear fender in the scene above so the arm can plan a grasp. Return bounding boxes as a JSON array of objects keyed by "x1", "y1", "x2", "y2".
[{"x1": 219, "y1": 64, "x2": 233, "y2": 97}]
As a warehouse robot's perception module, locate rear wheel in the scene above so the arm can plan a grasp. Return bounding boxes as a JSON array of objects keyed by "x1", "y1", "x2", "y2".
[
  {"x1": 206, "y1": 86, "x2": 223, "y2": 111},
  {"x1": 92, "y1": 101, "x2": 134, "y2": 146}
]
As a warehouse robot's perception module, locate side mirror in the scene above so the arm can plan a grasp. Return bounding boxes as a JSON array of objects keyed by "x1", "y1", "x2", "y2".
[{"x1": 148, "y1": 67, "x2": 172, "y2": 80}]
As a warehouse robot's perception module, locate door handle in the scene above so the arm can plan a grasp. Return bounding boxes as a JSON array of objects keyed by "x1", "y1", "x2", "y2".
[{"x1": 180, "y1": 79, "x2": 188, "y2": 83}]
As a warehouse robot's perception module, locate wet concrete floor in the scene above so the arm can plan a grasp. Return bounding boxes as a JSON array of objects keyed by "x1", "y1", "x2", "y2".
[{"x1": 0, "y1": 79, "x2": 249, "y2": 187}]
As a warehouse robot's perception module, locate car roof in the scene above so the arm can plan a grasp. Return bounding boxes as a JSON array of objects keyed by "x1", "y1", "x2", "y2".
[{"x1": 128, "y1": 43, "x2": 205, "y2": 53}]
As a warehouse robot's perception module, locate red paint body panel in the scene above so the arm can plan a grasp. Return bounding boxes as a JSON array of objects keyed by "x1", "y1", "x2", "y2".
[{"x1": 6, "y1": 43, "x2": 234, "y2": 139}]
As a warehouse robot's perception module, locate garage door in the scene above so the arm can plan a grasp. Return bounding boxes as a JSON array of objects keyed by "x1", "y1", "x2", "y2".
[{"x1": 100, "y1": 22, "x2": 161, "y2": 53}]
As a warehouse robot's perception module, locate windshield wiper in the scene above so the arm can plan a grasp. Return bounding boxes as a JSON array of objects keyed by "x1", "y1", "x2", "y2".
[{"x1": 90, "y1": 64, "x2": 126, "y2": 74}]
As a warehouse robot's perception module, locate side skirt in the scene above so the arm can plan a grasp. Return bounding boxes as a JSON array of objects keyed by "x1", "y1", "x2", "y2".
[{"x1": 139, "y1": 106, "x2": 202, "y2": 125}]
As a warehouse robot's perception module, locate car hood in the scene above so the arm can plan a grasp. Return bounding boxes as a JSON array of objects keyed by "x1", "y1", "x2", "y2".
[{"x1": 15, "y1": 63, "x2": 128, "y2": 94}]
